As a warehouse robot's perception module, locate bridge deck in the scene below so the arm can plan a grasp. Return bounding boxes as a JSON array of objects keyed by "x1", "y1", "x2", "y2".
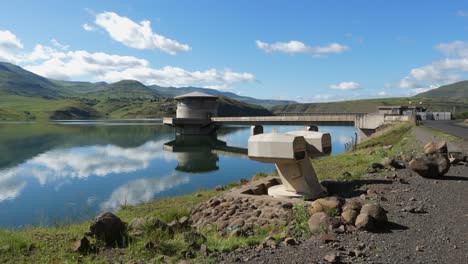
[{"x1": 211, "y1": 115, "x2": 357, "y2": 126}]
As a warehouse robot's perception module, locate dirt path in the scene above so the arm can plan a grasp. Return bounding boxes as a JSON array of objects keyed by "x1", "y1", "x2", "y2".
[{"x1": 219, "y1": 127, "x2": 468, "y2": 264}]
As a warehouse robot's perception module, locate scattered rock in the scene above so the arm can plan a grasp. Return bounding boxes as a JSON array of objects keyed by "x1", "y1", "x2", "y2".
[
  {"x1": 308, "y1": 212, "x2": 332, "y2": 233},
  {"x1": 309, "y1": 197, "x2": 344, "y2": 214},
  {"x1": 319, "y1": 233, "x2": 337, "y2": 243},
  {"x1": 323, "y1": 253, "x2": 340, "y2": 263},
  {"x1": 88, "y1": 212, "x2": 127, "y2": 247},
  {"x1": 283, "y1": 237, "x2": 298, "y2": 246},
  {"x1": 341, "y1": 209, "x2": 359, "y2": 225},
  {"x1": 355, "y1": 203, "x2": 387, "y2": 230},
  {"x1": 355, "y1": 213, "x2": 375, "y2": 230},
  {"x1": 72, "y1": 236, "x2": 90, "y2": 253},
  {"x1": 343, "y1": 199, "x2": 361, "y2": 212},
  {"x1": 229, "y1": 229, "x2": 244, "y2": 238},
  {"x1": 228, "y1": 218, "x2": 245, "y2": 229},
  {"x1": 424, "y1": 141, "x2": 447, "y2": 155},
  {"x1": 200, "y1": 244, "x2": 211, "y2": 256},
  {"x1": 409, "y1": 154, "x2": 450, "y2": 178},
  {"x1": 215, "y1": 185, "x2": 224, "y2": 191},
  {"x1": 360, "y1": 203, "x2": 388, "y2": 223},
  {"x1": 383, "y1": 144, "x2": 393, "y2": 150}
]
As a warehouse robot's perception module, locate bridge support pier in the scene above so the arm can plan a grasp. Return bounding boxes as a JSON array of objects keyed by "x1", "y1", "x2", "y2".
[
  {"x1": 357, "y1": 128, "x2": 376, "y2": 143},
  {"x1": 251, "y1": 125, "x2": 263, "y2": 136},
  {"x1": 305, "y1": 125, "x2": 318, "y2": 131}
]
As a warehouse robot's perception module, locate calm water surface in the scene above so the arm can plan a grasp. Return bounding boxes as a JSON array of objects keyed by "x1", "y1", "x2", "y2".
[{"x1": 0, "y1": 120, "x2": 357, "y2": 228}]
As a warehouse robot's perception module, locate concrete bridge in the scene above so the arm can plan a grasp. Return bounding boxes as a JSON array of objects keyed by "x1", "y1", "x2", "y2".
[{"x1": 163, "y1": 92, "x2": 411, "y2": 139}]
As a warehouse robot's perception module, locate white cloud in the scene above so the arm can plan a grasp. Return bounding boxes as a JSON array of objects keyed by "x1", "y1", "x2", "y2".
[
  {"x1": 0, "y1": 29, "x2": 253, "y2": 87},
  {"x1": 82, "y1": 23, "x2": 96, "y2": 31},
  {"x1": 256, "y1": 40, "x2": 349, "y2": 56},
  {"x1": 50, "y1": 39, "x2": 69, "y2": 50},
  {"x1": 94, "y1": 12, "x2": 190, "y2": 55},
  {"x1": 329, "y1": 81, "x2": 361, "y2": 90},
  {"x1": 435, "y1": 40, "x2": 468, "y2": 58},
  {"x1": 0, "y1": 30, "x2": 24, "y2": 63},
  {"x1": 398, "y1": 41, "x2": 468, "y2": 91},
  {"x1": 97, "y1": 66, "x2": 255, "y2": 87}
]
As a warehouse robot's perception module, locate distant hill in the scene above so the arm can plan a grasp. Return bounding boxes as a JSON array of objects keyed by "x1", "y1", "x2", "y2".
[
  {"x1": 415, "y1": 80, "x2": 468, "y2": 99},
  {"x1": 0, "y1": 62, "x2": 274, "y2": 120},
  {"x1": 85, "y1": 80, "x2": 160, "y2": 99},
  {"x1": 272, "y1": 97, "x2": 468, "y2": 118},
  {"x1": 149, "y1": 85, "x2": 296, "y2": 108}
]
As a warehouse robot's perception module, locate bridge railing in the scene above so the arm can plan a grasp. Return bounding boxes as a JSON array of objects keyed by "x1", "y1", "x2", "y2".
[{"x1": 276, "y1": 112, "x2": 367, "y2": 116}]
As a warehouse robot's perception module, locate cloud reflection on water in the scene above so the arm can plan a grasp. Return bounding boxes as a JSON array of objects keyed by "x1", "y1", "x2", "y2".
[
  {"x1": 101, "y1": 173, "x2": 190, "y2": 211},
  {"x1": 0, "y1": 139, "x2": 175, "y2": 201}
]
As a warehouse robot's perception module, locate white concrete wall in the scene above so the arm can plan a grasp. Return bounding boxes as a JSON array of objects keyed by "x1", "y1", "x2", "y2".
[{"x1": 355, "y1": 114, "x2": 385, "y2": 129}]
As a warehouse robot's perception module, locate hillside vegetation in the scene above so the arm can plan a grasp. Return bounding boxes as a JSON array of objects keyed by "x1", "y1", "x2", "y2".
[{"x1": 0, "y1": 62, "x2": 273, "y2": 120}]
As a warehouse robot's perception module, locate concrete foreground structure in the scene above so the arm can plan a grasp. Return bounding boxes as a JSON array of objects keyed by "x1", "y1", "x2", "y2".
[{"x1": 248, "y1": 132, "x2": 328, "y2": 200}]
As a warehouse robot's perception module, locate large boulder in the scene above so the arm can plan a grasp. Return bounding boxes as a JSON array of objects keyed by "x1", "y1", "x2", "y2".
[
  {"x1": 409, "y1": 154, "x2": 450, "y2": 178},
  {"x1": 88, "y1": 212, "x2": 127, "y2": 247},
  {"x1": 423, "y1": 141, "x2": 448, "y2": 155},
  {"x1": 355, "y1": 203, "x2": 388, "y2": 231}
]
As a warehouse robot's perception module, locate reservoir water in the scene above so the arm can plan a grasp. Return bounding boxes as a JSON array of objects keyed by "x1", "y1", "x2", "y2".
[{"x1": 0, "y1": 120, "x2": 357, "y2": 228}]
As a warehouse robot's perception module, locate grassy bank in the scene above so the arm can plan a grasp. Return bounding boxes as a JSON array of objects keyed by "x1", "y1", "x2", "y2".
[{"x1": 0, "y1": 123, "x2": 416, "y2": 263}]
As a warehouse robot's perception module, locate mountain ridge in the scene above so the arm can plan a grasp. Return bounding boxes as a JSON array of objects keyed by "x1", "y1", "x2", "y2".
[{"x1": 0, "y1": 62, "x2": 274, "y2": 120}]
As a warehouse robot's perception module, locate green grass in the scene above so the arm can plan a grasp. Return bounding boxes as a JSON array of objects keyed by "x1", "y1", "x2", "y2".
[{"x1": 313, "y1": 123, "x2": 414, "y2": 181}]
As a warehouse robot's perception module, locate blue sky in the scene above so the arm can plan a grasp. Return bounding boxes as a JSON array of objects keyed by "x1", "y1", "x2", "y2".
[{"x1": 0, "y1": 0, "x2": 467, "y2": 102}]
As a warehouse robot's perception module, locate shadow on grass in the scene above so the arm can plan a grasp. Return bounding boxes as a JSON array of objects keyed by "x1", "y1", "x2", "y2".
[{"x1": 321, "y1": 179, "x2": 393, "y2": 198}]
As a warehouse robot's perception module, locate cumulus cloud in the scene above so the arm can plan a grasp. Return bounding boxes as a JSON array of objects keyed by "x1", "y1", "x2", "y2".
[
  {"x1": 99, "y1": 66, "x2": 255, "y2": 87},
  {"x1": 256, "y1": 40, "x2": 349, "y2": 56},
  {"x1": 398, "y1": 40, "x2": 468, "y2": 92},
  {"x1": 94, "y1": 12, "x2": 190, "y2": 55},
  {"x1": 0, "y1": 30, "x2": 24, "y2": 63},
  {"x1": 329, "y1": 81, "x2": 361, "y2": 90},
  {"x1": 1, "y1": 29, "x2": 254, "y2": 87}
]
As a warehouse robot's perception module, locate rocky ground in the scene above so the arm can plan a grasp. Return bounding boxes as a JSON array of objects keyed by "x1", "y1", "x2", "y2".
[{"x1": 218, "y1": 126, "x2": 468, "y2": 264}]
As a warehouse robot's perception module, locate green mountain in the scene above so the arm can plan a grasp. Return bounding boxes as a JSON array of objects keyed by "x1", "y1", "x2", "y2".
[
  {"x1": 0, "y1": 62, "x2": 273, "y2": 120},
  {"x1": 415, "y1": 80, "x2": 468, "y2": 99},
  {"x1": 149, "y1": 85, "x2": 296, "y2": 108},
  {"x1": 0, "y1": 62, "x2": 62, "y2": 98}
]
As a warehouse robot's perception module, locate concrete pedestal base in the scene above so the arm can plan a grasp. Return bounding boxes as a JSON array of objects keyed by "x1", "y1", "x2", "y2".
[{"x1": 268, "y1": 184, "x2": 327, "y2": 200}]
